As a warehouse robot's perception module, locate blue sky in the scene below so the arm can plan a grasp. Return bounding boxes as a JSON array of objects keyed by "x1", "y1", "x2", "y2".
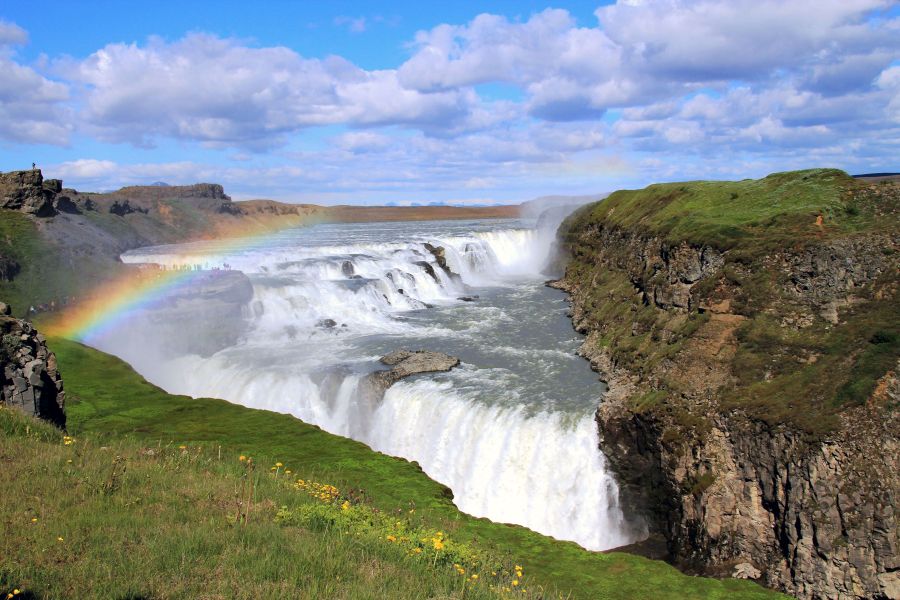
[{"x1": 1, "y1": 1, "x2": 898, "y2": 204}]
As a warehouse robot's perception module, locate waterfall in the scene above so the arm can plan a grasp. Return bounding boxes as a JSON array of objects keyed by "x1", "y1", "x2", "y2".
[{"x1": 97, "y1": 218, "x2": 642, "y2": 551}]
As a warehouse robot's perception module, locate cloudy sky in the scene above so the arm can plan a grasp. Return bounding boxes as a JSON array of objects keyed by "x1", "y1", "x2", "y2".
[{"x1": 1, "y1": 1, "x2": 898, "y2": 204}]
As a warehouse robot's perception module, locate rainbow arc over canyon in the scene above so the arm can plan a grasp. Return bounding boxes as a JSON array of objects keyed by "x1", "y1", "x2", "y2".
[{"x1": 46, "y1": 216, "x2": 313, "y2": 341}]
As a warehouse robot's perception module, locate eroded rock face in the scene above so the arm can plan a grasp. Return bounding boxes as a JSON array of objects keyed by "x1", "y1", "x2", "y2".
[
  {"x1": 0, "y1": 303, "x2": 65, "y2": 428},
  {"x1": 0, "y1": 170, "x2": 56, "y2": 217},
  {"x1": 556, "y1": 217, "x2": 900, "y2": 600}
]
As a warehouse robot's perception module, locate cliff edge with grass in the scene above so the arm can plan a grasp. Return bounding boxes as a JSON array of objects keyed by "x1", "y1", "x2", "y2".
[{"x1": 554, "y1": 169, "x2": 899, "y2": 599}]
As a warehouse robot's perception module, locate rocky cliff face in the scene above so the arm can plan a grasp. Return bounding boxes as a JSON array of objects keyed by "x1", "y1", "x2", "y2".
[
  {"x1": 556, "y1": 173, "x2": 899, "y2": 599},
  {"x1": 0, "y1": 302, "x2": 65, "y2": 428},
  {"x1": 0, "y1": 170, "x2": 58, "y2": 217}
]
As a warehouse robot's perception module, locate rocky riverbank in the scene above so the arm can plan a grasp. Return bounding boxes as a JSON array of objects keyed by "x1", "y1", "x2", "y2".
[{"x1": 555, "y1": 169, "x2": 899, "y2": 599}]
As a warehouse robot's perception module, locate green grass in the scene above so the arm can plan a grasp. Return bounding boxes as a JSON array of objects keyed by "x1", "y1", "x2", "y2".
[
  {"x1": 0, "y1": 211, "x2": 65, "y2": 317},
  {"x1": 567, "y1": 168, "x2": 887, "y2": 254},
  {"x1": 0, "y1": 407, "x2": 531, "y2": 599},
  {"x1": 0, "y1": 210, "x2": 126, "y2": 319},
  {"x1": 7, "y1": 336, "x2": 787, "y2": 600}
]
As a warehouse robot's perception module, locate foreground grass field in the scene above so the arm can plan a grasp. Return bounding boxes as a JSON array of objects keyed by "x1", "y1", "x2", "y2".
[{"x1": 0, "y1": 337, "x2": 787, "y2": 599}]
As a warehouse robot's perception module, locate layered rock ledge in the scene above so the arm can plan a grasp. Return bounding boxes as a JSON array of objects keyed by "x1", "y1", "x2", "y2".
[
  {"x1": 555, "y1": 169, "x2": 899, "y2": 600},
  {"x1": 0, "y1": 302, "x2": 65, "y2": 428}
]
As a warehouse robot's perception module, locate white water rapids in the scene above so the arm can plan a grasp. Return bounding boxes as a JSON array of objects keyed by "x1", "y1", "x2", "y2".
[{"x1": 90, "y1": 217, "x2": 643, "y2": 551}]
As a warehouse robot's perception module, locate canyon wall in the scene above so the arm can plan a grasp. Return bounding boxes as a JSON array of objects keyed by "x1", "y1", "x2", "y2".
[{"x1": 556, "y1": 170, "x2": 899, "y2": 599}]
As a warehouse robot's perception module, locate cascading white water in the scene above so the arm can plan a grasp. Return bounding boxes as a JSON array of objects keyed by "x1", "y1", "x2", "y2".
[{"x1": 99, "y1": 217, "x2": 642, "y2": 551}]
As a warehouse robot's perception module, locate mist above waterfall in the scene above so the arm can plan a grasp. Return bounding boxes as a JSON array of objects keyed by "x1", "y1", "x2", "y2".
[{"x1": 87, "y1": 215, "x2": 643, "y2": 550}]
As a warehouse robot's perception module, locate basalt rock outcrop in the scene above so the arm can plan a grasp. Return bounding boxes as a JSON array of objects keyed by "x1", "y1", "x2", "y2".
[
  {"x1": 555, "y1": 170, "x2": 899, "y2": 599},
  {"x1": 0, "y1": 170, "x2": 57, "y2": 217},
  {"x1": 0, "y1": 302, "x2": 65, "y2": 428}
]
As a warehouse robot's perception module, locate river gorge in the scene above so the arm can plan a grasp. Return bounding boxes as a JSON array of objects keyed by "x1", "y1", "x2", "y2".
[{"x1": 83, "y1": 215, "x2": 645, "y2": 551}]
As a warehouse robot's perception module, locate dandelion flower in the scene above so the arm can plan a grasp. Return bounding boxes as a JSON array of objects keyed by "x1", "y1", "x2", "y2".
[
  {"x1": 31, "y1": 518, "x2": 37, "y2": 523},
  {"x1": 432, "y1": 538, "x2": 444, "y2": 550},
  {"x1": 178, "y1": 445, "x2": 186, "y2": 450},
  {"x1": 386, "y1": 535, "x2": 396, "y2": 542},
  {"x1": 413, "y1": 548, "x2": 422, "y2": 554},
  {"x1": 275, "y1": 462, "x2": 283, "y2": 468},
  {"x1": 512, "y1": 580, "x2": 519, "y2": 587},
  {"x1": 285, "y1": 470, "x2": 292, "y2": 475},
  {"x1": 471, "y1": 574, "x2": 479, "y2": 580},
  {"x1": 57, "y1": 537, "x2": 64, "y2": 542},
  {"x1": 239, "y1": 455, "x2": 246, "y2": 462},
  {"x1": 341, "y1": 500, "x2": 350, "y2": 511}
]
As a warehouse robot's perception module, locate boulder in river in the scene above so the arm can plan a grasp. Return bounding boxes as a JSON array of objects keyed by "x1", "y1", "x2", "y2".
[
  {"x1": 423, "y1": 243, "x2": 449, "y2": 272},
  {"x1": 369, "y1": 350, "x2": 460, "y2": 391}
]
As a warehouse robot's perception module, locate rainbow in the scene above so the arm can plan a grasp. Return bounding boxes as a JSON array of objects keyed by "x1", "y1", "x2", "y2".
[{"x1": 46, "y1": 213, "x2": 319, "y2": 341}]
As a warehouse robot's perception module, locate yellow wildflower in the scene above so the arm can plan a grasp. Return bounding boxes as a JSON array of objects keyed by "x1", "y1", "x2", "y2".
[
  {"x1": 178, "y1": 445, "x2": 186, "y2": 450},
  {"x1": 386, "y1": 535, "x2": 397, "y2": 542},
  {"x1": 239, "y1": 455, "x2": 246, "y2": 462},
  {"x1": 512, "y1": 579, "x2": 519, "y2": 587},
  {"x1": 30, "y1": 518, "x2": 37, "y2": 523},
  {"x1": 470, "y1": 574, "x2": 479, "y2": 580},
  {"x1": 275, "y1": 462, "x2": 283, "y2": 467},
  {"x1": 432, "y1": 538, "x2": 444, "y2": 550},
  {"x1": 341, "y1": 500, "x2": 350, "y2": 511},
  {"x1": 285, "y1": 469, "x2": 292, "y2": 474},
  {"x1": 413, "y1": 547, "x2": 422, "y2": 554},
  {"x1": 57, "y1": 537, "x2": 64, "y2": 542}
]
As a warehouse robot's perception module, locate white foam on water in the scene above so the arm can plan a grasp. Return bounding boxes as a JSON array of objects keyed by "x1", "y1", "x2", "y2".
[{"x1": 102, "y1": 218, "x2": 642, "y2": 551}]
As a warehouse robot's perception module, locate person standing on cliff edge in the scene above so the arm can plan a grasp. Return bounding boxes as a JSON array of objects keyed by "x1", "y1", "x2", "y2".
[{"x1": 31, "y1": 162, "x2": 35, "y2": 170}]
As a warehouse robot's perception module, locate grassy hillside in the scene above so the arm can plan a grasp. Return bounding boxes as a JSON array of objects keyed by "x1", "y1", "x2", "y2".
[
  {"x1": 576, "y1": 168, "x2": 890, "y2": 253},
  {"x1": 0, "y1": 406, "x2": 528, "y2": 599},
  {"x1": 0, "y1": 212, "x2": 89, "y2": 317},
  {"x1": 0, "y1": 337, "x2": 786, "y2": 599},
  {"x1": 561, "y1": 169, "x2": 899, "y2": 436}
]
